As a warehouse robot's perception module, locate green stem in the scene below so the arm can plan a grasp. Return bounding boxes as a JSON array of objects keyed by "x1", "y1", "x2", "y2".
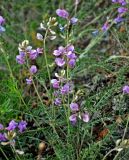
[
  {"x1": 0, "y1": 147, "x2": 9, "y2": 160},
  {"x1": 113, "y1": 151, "x2": 121, "y2": 160},
  {"x1": 122, "y1": 117, "x2": 129, "y2": 141},
  {"x1": 43, "y1": 29, "x2": 51, "y2": 85},
  {"x1": 66, "y1": 21, "x2": 70, "y2": 140},
  {"x1": 102, "y1": 148, "x2": 116, "y2": 160}
]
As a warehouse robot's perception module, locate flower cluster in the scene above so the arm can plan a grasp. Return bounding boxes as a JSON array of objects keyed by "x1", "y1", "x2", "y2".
[
  {"x1": 0, "y1": 120, "x2": 27, "y2": 142},
  {"x1": 51, "y1": 44, "x2": 77, "y2": 106},
  {"x1": 0, "y1": 15, "x2": 5, "y2": 34},
  {"x1": 113, "y1": 0, "x2": 128, "y2": 24},
  {"x1": 16, "y1": 40, "x2": 42, "y2": 84},
  {"x1": 51, "y1": 70, "x2": 73, "y2": 106},
  {"x1": 112, "y1": 0, "x2": 126, "y2": 6},
  {"x1": 102, "y1": 0, "x2": 128, "y2": 31},
  {"x1": 53, "y1": 44, "x2": 77, "y2": 68},
  {"x1": 69, "y1": 103, "x2": 90, "y2": 125},
  {"x1": 16, "y1": 8, "x2": 89, "y2": 126},
  {"x1": 51, "y1": 9, "x2": 90, "y2": 125}
]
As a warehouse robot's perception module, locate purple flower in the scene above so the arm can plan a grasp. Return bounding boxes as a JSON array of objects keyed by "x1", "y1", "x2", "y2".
[
  {"x1": 58, "y1": 46, "x2": 65, "y2": 53},
  {"x1": 118, "y1": 0, "x2": 126, "y2": 5},
  {"x1": 0, "y1": 16, "x2": 5, "y2": 25},
  {"x1": 55, "y1": 58, "x2": 65, "y2": 67},
  {"x1": 29, "y1": 65, "x2": 37, "y2": 74},
  {"x1": 56, "y1": 9, "x2": 69, "y2": 19},
  {"x1": 53, "y1": 46, "x2": 65, "y2": 56},
  {"x1": 61, "y1": 83, "x2": 70, "y2": 95},
  {"x1": 123, "y1": 85, "x2": 129, "y2": 94},
  {"x1": 81, "y1": 112, "x2": 90, "y2": 122},
  {"x1": 67, "y1": 51, "x2": 77, "y2": 59},
  {"x1": 19, "y1": 51, "x2": 25, "y2": 57},
  {"x1": 54, "y1": 98, "x2": 61, "y2": 106},
  {"x1": 70, "y1": 17, "x2": 78, "y2": 25},
  {"x1": 51, "y1": 79, "x2": 60, "y2": 89},
  {"x1": 70, "y1": 103, "x2": 79, "y2": 111},
  {"x1": 37, "y1": 48, "x2": 43, "y2": 54},
  {"x1": 26, "y1": 78, "x2": 32, "y2": 85},
  {"x1": 0, "y1": 133, "x2": 6, "y2": 142},
  {"x1": 114, "y1": 16, "x2": 124, "y2": 23},
  {"x1": 16, "y1": 55, "x2": 25, "y2": 64},
  {"x1": 66, "y1": 45, "x2": 74, "y2": 52},
  {"x1": 53, "y1": 50, "x2": 61, "y2": 56},
  {"x1": 118, "y1": 7, "x2": 128, "y2": 13},
  {"x1": 68, "y1": 59, "x2": 76, "y2": 68},
  {"x1": 0, "y1": 124, "x2": 4, "y2": 130},
  {"x1": 18, "y1": 120, "x2": 27, "y2": 133},
  {"x1": 29, "y1": 49, "x2": 38, "y2": 60},
  {"x1": 112, "y1": 0, "x2": 118, "y2": 3},
  {"x1": 36, "y1": 33, "x2": 43, "y2": 40},
  {"x1": 112, "y1": 0, "x2": 126, "y2": 5},
  {"x1": 69, "y1": 114, "x2": 77, "y2": 125},
  {"x1": 102, "y1": 22, "x2": 109, "y2": 31},
  {"x1": 6, "y1": 120, "x2": 18, "y2": 131}
]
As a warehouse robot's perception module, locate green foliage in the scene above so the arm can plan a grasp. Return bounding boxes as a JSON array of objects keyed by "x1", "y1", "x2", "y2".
[{"x1": 0, "y1": 0, "x2": 129, "y2": 160}]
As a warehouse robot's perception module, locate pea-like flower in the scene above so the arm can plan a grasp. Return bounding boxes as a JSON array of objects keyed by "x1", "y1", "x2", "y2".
[
  {"x1": 29, "y1": 65, "x2": 37, "y2": 74},
  {"x1": 70, "y1": 103, "x2": 79, "y2": 111},
  {"x1": 81, "y1": 112, "x2": 90, "y2": 123},
  {"x1": 66, "y1": 45, "x2": 74, "y2": 52},
  {"x1": 36, "y1": 33, "x2": 43, "y2": 41},
  {"x1": 61, "y1": 83, "x2": 70, "y2": 95},
  {"x1": 37, "y1": 48, "x2": 43, "y2": 54},
  {"x1": 112, "y1": 0, "x2": 126, "y2": 5},
  {"x1": 54, "y1": 98, "x2": 61, "y2": 106},
  {"x1": 118, "y1": 7, "x2": 128, "y2": 13},
  {"x1": 70, "y1": 17, "x2": 78, "y2": 25},
  {"x1": 67, "y1": 51, "x2": 77, "y2": 59},
  {"x1": 51, "y1": 79, "x2": 60, "y2": 89},
  {"x1": 0, "y1": 123, "x2": 4, "y2": 130},
  {"x1": 119, "y1": 0, "x2": 126, "y2": 5},
  {"x1": 68, "y1": 59, "x2": 76, "y2": 68},
  {"x1": 26, "y1": 78, "x2": 32, "y2": 85},
  {"x1": 56, "y1": 9, "x2": 69, "y2": 19},
  {"x1": 16, "y1": 55, "x2": 25, "y2": 64},
  {"x1": 18, "y1": 120, "x2": 27, "y2": 133},
  {"x1": 114, "y1": 16, "x2": 124, "y2": 23},
  {"x1": 69, "y1": 114, "x2": 77, "y2": 125},
  {"x1": 55, "y1": 58, "x2": 65, "y2": 67},
  {"x1": 29, "y1": 49, "x2": 38, "y2": 60},
  {"x1": 6, "y1": 120, "x2": 18, "y2": 131},
  {"x1": 0, "y1": 16, "x2": 5, "y2": 34},
  {"x1": 53, "y1": 46, "x2": 65, "y2": 56},
  {"x1": 0, "y1": 133, "x2": 6, "y2": 142},
  {"x1": 102, "y1": 22, "x2": 109, "y2": 31},
  {"x1": 120, "y1": 0, "x2": 126, "y2": 6},
  {"x1": 0, "y1": 16, "x2": 5, "y2": 25},
  {"x1": 123, "y1": 85, "x2": 129, "y2": 94},
  {"x1": 112, "y1": 0, "x2": 118, "y2": 2}
]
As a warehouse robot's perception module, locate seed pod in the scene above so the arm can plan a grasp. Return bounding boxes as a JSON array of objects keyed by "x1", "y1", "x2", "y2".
[
  {"x1": 38, "y1": 141, "x2": 46, "y2": 154},
  {"x1": 37, "y1": 142, "x2": 46, "y2": 160}
]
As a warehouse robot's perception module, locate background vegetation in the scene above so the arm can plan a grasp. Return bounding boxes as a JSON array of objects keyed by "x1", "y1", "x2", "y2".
[{"x1": 0, "y1": 0, "x2": 129, "y2": 159}]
